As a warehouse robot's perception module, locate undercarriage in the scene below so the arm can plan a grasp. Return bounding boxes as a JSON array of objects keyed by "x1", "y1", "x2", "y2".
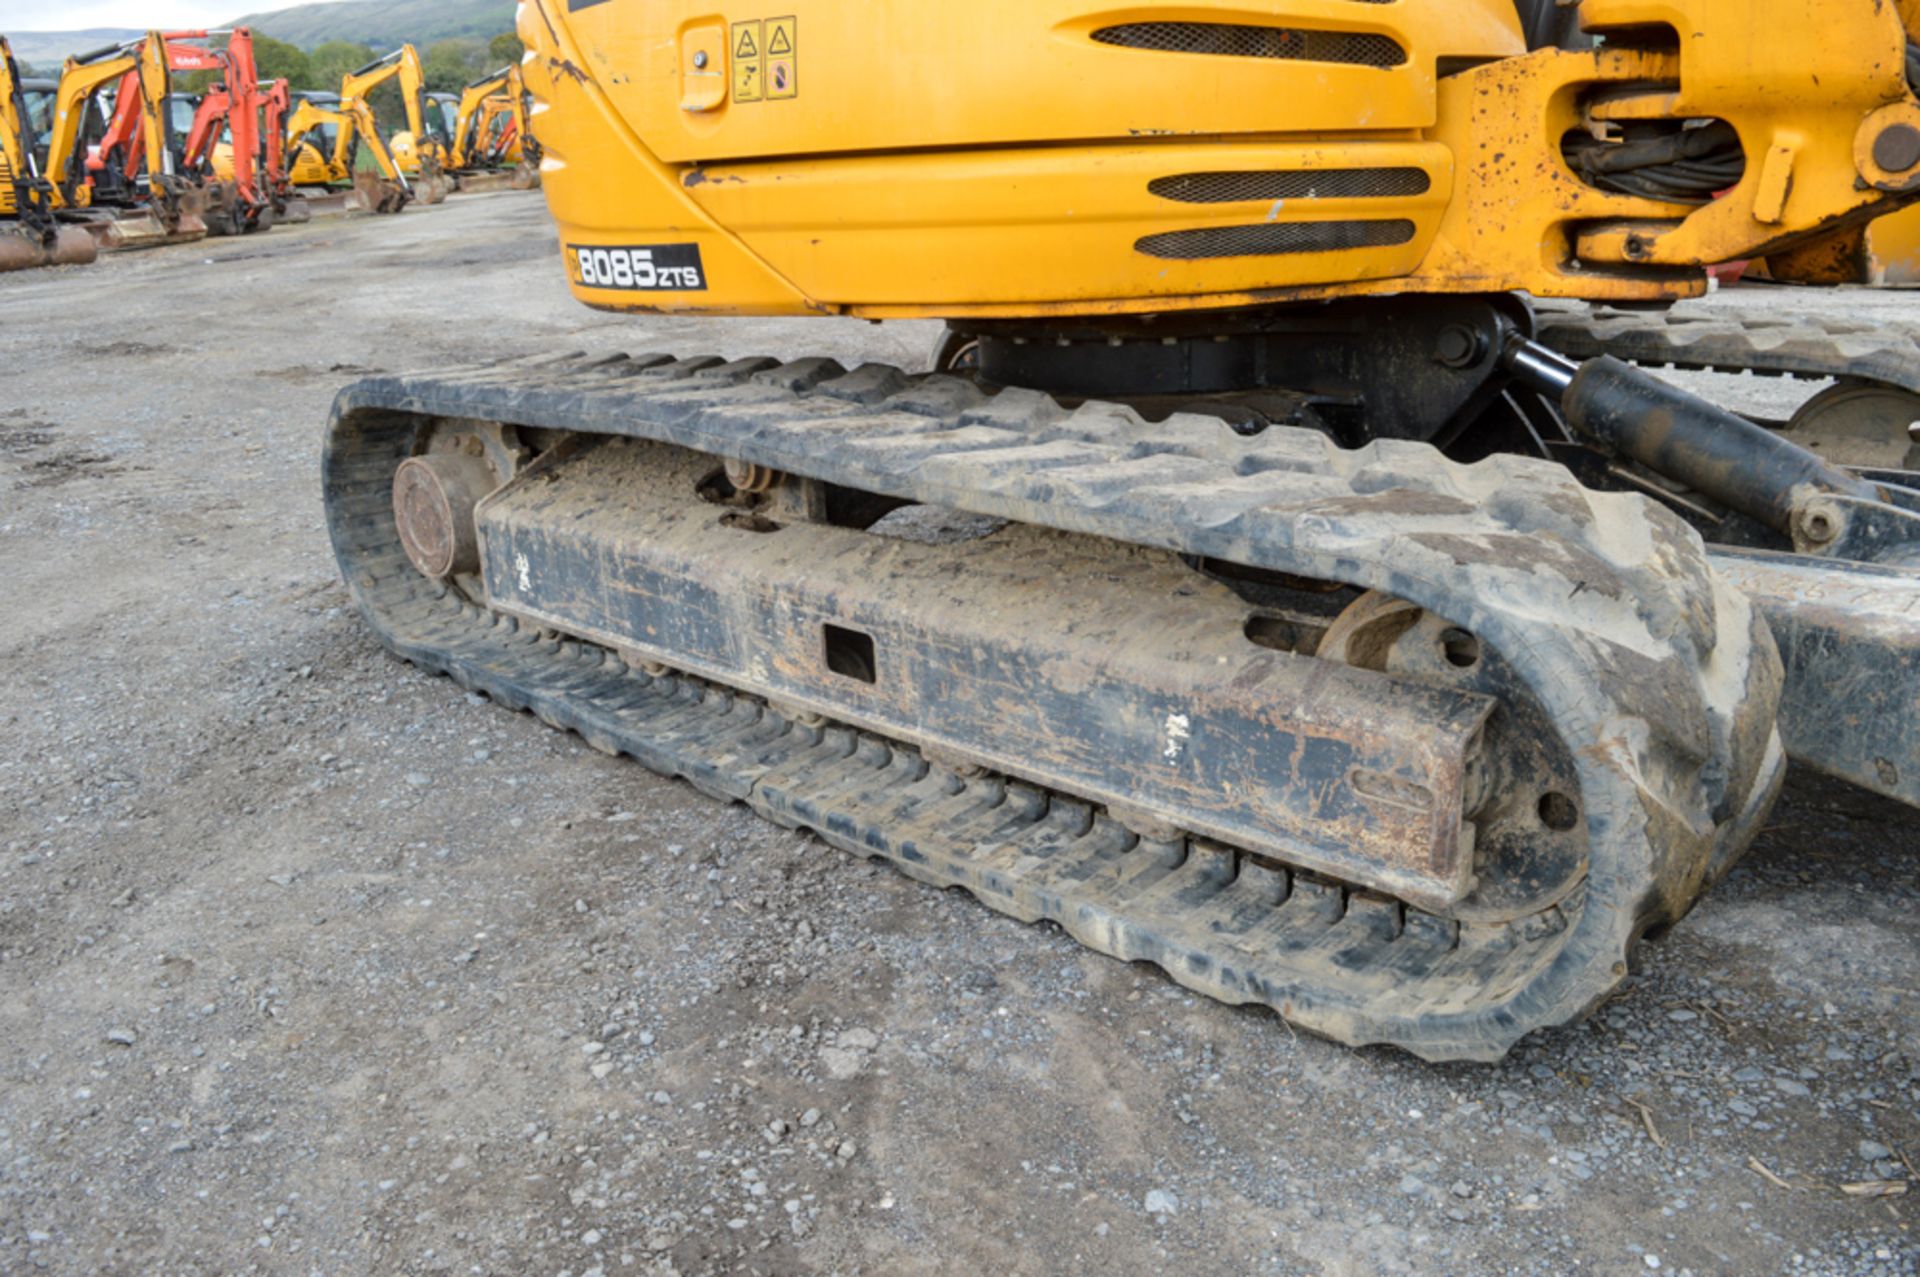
[{"x1": 319, "y1": 289, "x2": 1920, "y2": 1059}]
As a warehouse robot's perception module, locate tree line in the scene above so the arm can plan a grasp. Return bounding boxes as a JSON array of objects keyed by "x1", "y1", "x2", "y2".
[{"x1": 247, "y1": 32, "x2": 526, "y2": 93}]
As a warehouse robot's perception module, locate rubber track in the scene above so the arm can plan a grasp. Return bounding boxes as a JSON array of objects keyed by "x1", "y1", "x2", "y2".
[
  {"x1": 324, "y1": 353, "x2": 1784, "y2": 1060},
  {"x1": 1537, "y1": 303, "x2": 1920, "y2": 393}
]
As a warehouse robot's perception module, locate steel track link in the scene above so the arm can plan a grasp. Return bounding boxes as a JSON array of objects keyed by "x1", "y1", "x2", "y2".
[{"x1": 324, "y1": 353, "x2": 1785, "y2": 1060}]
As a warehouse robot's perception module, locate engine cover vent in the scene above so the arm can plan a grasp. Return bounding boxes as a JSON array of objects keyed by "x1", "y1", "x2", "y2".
[
  {"x1": 1149, "y1": 169, "x2": 1432, "y2": 203},
  {"x1": 1135, "y1": 220, "x2": 1417, "y2": 260},
  {"x1": 1091, "y1": 22, "x2": 1407, "y2": 67}
]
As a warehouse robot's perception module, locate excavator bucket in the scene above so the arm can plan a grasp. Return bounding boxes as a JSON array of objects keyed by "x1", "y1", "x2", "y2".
[
  {"x1": 276, "y1": 196, "x2": 312, "y2": 224},
  {"x1": 345, "y1": 172, "x2": 410, "y2": 214},
  {"x1": 74, "y1": 198, "x2": 210, "y2": 251},
  {"x1": 200, "y1": 181, "x2": 243, "y2": 236},
  {"x1": 414, "y1": 157, "x2": 453, "y2": 205},
  {"x1": 449, "y1": 168, "x2": 525, "y2": 194},
  {"x1": 0, "y1": 222, "x2": 97, "y2": 271},
  {"x1": 85, "y1": 210, "x2": 186, "y2": 249}
]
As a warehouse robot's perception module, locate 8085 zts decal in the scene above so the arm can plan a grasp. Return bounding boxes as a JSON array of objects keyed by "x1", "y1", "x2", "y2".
[{"x1": 568, "y1": 243, "x2": 708, "y2": 291}]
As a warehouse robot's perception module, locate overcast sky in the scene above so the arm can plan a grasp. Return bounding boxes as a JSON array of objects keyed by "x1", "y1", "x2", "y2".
[{"x1": 0, "y1": 0, "x2": 238, "y2": 30}]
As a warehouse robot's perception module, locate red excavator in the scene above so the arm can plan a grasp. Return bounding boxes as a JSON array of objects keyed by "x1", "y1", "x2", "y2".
[
  {"x1": 101, "y1": 29, "x2": 278, "y2": 235},
  {"x1": 173, "y1": 28, "x2": 272, "y2": 235}
]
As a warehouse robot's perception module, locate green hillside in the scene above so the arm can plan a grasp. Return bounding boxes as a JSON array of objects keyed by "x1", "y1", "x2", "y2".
[
  {"x1": 229, "y1": 0, "x2": 517, "y2": 49},
  {"x1": 6, "y1": 1, "x2": 516, "y2": 72},
  {"x1": 5, "y1": 28, "x2": 143, "y2": 70}
]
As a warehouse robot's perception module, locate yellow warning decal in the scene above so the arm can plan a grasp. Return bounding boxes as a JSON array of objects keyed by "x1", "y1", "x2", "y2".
[
  {"x1": 731, "y1": 19, "x2": 763, "y2": 102},
  {"x1": 728, "y1": 15, "x2": 794, "y2": 105},
  {"x1": 766, "y1": 16, "x2": 797, "y2": 99}
]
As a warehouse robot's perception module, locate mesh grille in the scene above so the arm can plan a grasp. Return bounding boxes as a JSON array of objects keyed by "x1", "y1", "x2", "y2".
[
  {"x1": 1091, "y1": 22, "x2": 1406, "y2": 67},
  {"x1": 1135, "y1": 220, "x2": 1416, "y2": 260},
  {"x1": 1148, "y1": 168, "x2": 1431, "y2": 204}
]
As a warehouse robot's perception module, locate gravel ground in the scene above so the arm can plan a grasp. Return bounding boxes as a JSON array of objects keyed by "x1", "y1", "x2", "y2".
[{"x1": 0, "y1": 192, "x2": 1915, "y2": 1277}]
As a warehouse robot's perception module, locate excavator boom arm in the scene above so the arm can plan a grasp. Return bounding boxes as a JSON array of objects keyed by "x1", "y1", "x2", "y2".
[
  {"x1": 449, "y1": 67, "x2": 512, "y2": 169},
  {"x1": 341, "y1": 43, "x2": 438, "y2": 159},
  {"x1": 44, "y1": 33, "x2": 168, "y2": 194},
  {"x1": 0, "y1": 36, "x2": 31, "y2": 179}
]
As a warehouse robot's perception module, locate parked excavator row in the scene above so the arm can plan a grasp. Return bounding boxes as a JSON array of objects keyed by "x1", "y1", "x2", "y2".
[
  {"x1": 282, "y1": 44, "x2": 540, "y2": 212},
  {"x1": 2, "y1": 31, "x2": 542, "y2": 270},
  {"x1": 3, "y1": 28, "x2": 266, "y2": 267},
  {"x1": 29, "y1": 30, "x2": 208, "y2": 254},
  {"x1": 99, "y1": 28, "x2": 306, "y2": 238}
]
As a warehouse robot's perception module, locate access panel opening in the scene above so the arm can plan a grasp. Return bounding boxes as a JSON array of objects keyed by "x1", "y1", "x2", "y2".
[{"x1": 823, "y1": 623, "x2": 877, "y2": 683}]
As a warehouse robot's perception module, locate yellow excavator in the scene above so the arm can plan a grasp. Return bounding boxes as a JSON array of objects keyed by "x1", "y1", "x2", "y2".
[
  {"x1": 353, "y1": 45, "x2": 452, "y2": 204},
  {"x1": 283, "y1": 89, "x2": 418, "y2": 213},
  {"x1": 0, "y1": 35, "x2": 96, "y2": 269},
  {"x1": 440, "y1": 64, "x2": 538, "y2": 191},
  {"x1": 324, "y1": 0, "x2": 1920, "y2": 1060},
  {"x1": 282, "y1": 45, "x2": 451, "y2": 211},
  {"x1": 474, "y1": 94, "x2": 526, "y2": 165},
  {"x1": 284, "y1": 89, "x2": 341, "y2": 187}
]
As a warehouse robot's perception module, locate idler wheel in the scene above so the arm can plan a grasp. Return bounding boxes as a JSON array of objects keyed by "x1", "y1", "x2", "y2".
[{"x1": 393, "y1": 452, "x2": 497, "y2": 579}]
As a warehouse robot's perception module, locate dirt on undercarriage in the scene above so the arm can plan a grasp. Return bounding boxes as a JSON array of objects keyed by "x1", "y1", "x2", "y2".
[{"x1": 0, "y1": 192, "x2": 1915, "y2": 1276}]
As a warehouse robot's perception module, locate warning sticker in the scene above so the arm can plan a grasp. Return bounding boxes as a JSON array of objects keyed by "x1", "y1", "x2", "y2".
[
  {"x1": 731, "y1": 20, "x2": 763, "y2": 102},
  {"x1": 728, "y1": 16, "x2": 795, "y2": 105},
  {"x1": 765, "y1": 16, "x2": 797, "y2": 98}
]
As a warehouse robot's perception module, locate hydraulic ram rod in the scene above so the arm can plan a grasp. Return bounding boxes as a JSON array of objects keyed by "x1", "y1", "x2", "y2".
[{"x1": 1501, "y1": 334, "x2": 1884, "y2": 534}]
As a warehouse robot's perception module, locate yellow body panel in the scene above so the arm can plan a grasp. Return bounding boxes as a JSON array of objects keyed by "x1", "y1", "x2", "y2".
[
  {"x1": 286, "y1": 144, "x2": 328, "y2": 187},
  {"x1": 1870, "y1": 204, "x2": 1920, "y2": 283},
  {"x1": 289, "y1": 136, "x2": 335, "y2": 186},
  {"x1": 575, "y1": 2, "x2": 1524, "y2": 162},
  {"x1": 688, "y1": 141, "x2": 1452, "y2": 306},
  {"x1": 391, "y1": 129, "x2": 425, "y2": 171},
  {"x1": 518, "y1": 0, "x2": 1920, "y2": 319}
]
